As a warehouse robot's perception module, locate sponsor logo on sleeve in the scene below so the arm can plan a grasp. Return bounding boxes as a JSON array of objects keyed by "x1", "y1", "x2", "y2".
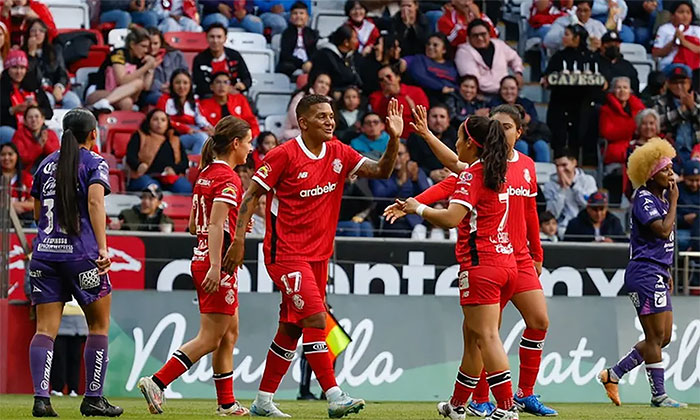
[
  {"x1": 222, "y1": 185, "x2": 238, "y2": 199},
  {"x1": 257, "y1": 162, "x2": 272, "y2": 179}
]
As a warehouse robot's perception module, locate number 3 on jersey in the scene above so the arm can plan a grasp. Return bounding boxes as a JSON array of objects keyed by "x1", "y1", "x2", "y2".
[
  {"x1": 43, "y1": 198, "x2": 55, "y2": 234},
  {"x1": 192, "y1": 193, "x2": 209, "y2": 234}
]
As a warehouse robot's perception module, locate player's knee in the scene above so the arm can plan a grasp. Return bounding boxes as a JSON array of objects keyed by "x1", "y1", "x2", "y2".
[{"x1": 526, "y1": 316, "x2": 549, "y2": 331}]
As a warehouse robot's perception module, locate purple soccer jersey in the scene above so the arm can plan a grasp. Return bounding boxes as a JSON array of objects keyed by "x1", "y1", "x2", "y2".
[
  {"x1": 629, "y1": 187, "x2": 674, "y2": 267},
  {"x1": 31, "y1": 149, "x2": 111, "y2": 261}
]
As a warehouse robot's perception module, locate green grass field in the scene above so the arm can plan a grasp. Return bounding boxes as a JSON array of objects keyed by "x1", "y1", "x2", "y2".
[{"x1": 0, "y1": 395, "x2": 698, "y2": 420}]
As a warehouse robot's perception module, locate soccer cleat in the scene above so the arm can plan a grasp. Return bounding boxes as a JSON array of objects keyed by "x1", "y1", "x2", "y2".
[
  {"x1": 216, "y1": 402, "x2": 251, "y2": 416},
  {"x1": 651, "y1": 395, "x2": 688, "y2": 408},
  {"x1": 513, "y1": 395, "x2": 558, "y2": 416},
  {"x1": 32, "y1": 397, "x2": 58, "y2": 417},
  {"x1": 80, "y1": 396, "x2": 124, "y2": 417},
  {"x1": 437, "y1": 401, "x2": 466, "y2": 420},
  {"x1": 467, "y1": 401, "x2": 496, "y2": 417},
  {"x1": 597, "y1": 369, "x2": 621, "y2": 406},
  {"x1": 138, "y1": 376, "x2": 165, "y2": 414},
  {"x1": 328, "y1": 392, "x2": 365, "y2": 418},
  {"x1": 485, "y1": 407, "x2": 519, "y2": 420},
  {"x1": 250, "y1": 400, "x2": 291, "y2": 417},
  {"x1": 50, "y1": 390, "x2": 63, "y2": 397}
]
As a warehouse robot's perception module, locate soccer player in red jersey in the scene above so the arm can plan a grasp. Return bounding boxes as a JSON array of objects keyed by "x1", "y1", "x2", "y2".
[
  {"x1": 386, "y1": 104, "x2": 555, "y2": 417},
  {"x1": 138, "y1": 117, "x2": 253, "y2": 416},
  {"x1": 221, "y1": 95, "x2": 404, "y2": 418},
  {"x1": 399, "y1": 116, "x2": 519, "y2": 420}
]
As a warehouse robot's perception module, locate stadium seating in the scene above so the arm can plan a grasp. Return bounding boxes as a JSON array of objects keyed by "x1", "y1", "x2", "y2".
[
  {"x1": 99, "y1": 111, "x2": 146, "y2": 159},
  {"x1": 619, "y1": 43, "x2": 648, "y2": 62},
  {"x1": 104, "y1": 193, "x2": 140, "y2": 217},
  {"x1": 249, "y1": 73, "x2": 295, "y2": 118},
  {"x1": 164, "y1": 32, "x2": 208, "y2": 53},
  {"x1": 226, "y1": 32, "x2": 267, "y2": 50},
  {"x1": 264, "y1": 114, "x2": 286, "y2": 140},
  {"x1": 102, "y1": 152, "x2": 127, "y2": 194},
  {"x1": 312, "y1": 12, "x2": 346, "y2": 38},
  {"x1": 73, "y1": 66, "x2": 98, "y2": 102},
  {"x1": 44, "y1": 0, "x2": 90, "y2": 29},
  {"x1": 239, "y1": 49, "x2": 275, "y2": 73},
  {"x1": 68, "y1": 45, "x2": 110, "y2": 75},
  {"x1": 535, "y1": 162, "x2": 556, "y2": 184},
  {"x1": 45, "y1": 109, "x2": 70, "y2": 138},
  {"x1": 108, "y1": 28, "x2": 128, "y2": 49},
  {"x1": 162, "y1": 194, "x2": 193, "y2": 232}
]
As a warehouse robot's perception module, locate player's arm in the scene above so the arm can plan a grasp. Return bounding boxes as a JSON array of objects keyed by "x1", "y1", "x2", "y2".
[
  {"x1": 384, "y1": 175, "x2": 457, "y2": 224},
  {"x1": 87, "y1": 184, "x2": 111, "y2": 275},
  {"x1": 355, "y1": 98, "x2": 404, "y2": 179},
  {"x1": 188, "y1": 204, "x2": 196, "y2": 235},
  {"x1": 398, "y1": 197, "x2": 468, "y2": 229},
  {"x1": 525, "y1": 191, "x2": 544, "y2": 273},
  {"x1": 222, "y1": 181, "x2": 266, "y2": 273},
  {"x1": 648, "y1": 181, "x2": 678, "y2": 239},
  {"x1": 409, "y1": 105, "x2": 467, "y2": 174},
  {"x1": 202, "y1": 201, "x2": 231, "y2": 293}
]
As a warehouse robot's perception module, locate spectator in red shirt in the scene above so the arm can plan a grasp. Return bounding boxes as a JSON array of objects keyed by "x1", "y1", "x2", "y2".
[
  {"x1": 0, "y1": 141, "x2": 33, "y2": 223},
  {"x1": 345, "y1": 0, "x2": 379, "y2": 56},
  {"x1": 369, "y1": 63, "x2": 429, "y2": 139},
  {"x1": 599, "y1": 76, "x2": 645, "y2": 165},
  {"x1": 199, "y1": 72, "x2": 259, "y2": 137},
  {"x1": 437, "y1": 0, "x2": 497, "y2": 47},
  {"x1": 11, "y1": 105, "x2": 58, "y2": 171},
  {"x1": 528, "y1": 0, "x2": 566, "y2": 41},
  {"x1": 157, "y1": 69, "x2": 214, "y2": 154},
  {"x1": 0, "y1": 0, "x2": 56, "y2": 46},
  {"x1": 251, "y1": 131, "x2": 278, "y2": 169}
]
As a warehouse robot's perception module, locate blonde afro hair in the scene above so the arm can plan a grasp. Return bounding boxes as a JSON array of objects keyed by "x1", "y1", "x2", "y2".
[{"x1": 627, "y1": 137, "x2": 676, "y2": 189}]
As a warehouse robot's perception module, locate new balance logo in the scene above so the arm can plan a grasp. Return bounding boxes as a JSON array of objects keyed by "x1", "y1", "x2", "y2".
[{"x1": 298, "y1": 172, "x2": 308, "y2": 179}]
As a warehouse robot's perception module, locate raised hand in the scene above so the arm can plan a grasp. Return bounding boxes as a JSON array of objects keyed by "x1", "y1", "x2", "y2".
[
  {"x1": 383, "y1": 202, "x2": 406, "y2": 224},
  {"x1": 409, "y1": 105, "x2": 431, "y2": 138},
  {"x1": 384, "y1": 97, "x2": 405, "y2": 138}
]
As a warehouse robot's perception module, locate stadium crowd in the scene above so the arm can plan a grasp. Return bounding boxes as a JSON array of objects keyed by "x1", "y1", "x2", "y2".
[{"x1": 0, "y1": 0, "x2": 698, "y2": 248}]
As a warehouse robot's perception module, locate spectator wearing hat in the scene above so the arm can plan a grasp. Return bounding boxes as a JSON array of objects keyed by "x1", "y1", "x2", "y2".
[
  {"x1": 678, "y1": 159, "x2": 700, "y2": 251},
  {"x1": 652, "y1": 1, "x2": 700, "y2": 78},
  {"x1": 542, "y1": 147, "x2": 599, "y2": 237},
  {"x1": 455, "y1": 19, "x2": 523, "y2": 96},
  {"x1": 0, "y1": 49, "x2": 52, "y2": 144},
  {"x1": 113, "y1": 185, "x2": 175, "y2": 232},
  {"x1": 563, "y1": 189, "x2": 626, "y2": 242},
  {"x1": 192, "y1": 23, "x2": 252, "y2": 98},
  {"x1": 595, "y1": 30, "x2": 639, "y2": 94},
  {"x1": 653, "y1": 64, "x2": 700, "y2": 166}
]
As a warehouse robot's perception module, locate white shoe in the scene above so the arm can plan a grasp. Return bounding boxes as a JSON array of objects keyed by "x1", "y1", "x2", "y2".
[
  {"x1": 50, "y1": 390, "x2": 63, "y2": 397},
  {"x1": 92, "y1": 98, "x2": 114, "y2": 112},
  {"x1": 68, "y1": 391, "x2": 79, "y2": 397},
  {"x1": 328, "y1": 392, "x2": 365, "y2": 418},
  {"x1": 485, "y1": 407, "x2": 519, "y2": 420},
  {"x1": 250, "y1": 398, "x2": 291, "y2": 417},
  {"x1": 137, "y1": 376, "x2": 165, "y2": 414},
  {"x1": 216, "y1": 401, "x2": 250, "y2": 416},
  {"x1": 437, "y1": 401, "x2": 466, "y2": 420}
]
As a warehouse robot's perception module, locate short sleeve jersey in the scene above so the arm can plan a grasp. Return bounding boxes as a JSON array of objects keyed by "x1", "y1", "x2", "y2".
[
  {"x1": 191, "y1": 161, "x2": 242, "y2": 267},
  {"x1": 31, "y1": 149, "x2": 111, "y2": 261},
  {"x1": 449, "y1": 162, "x2": 515, "y2": 268},
  {"x1": 252, "y1": 136, "x2": 366, "y2": 264},
  {"x1": 630, "y1": 187, "x2": 674, "y2": 267},
  {"x1": 505, "y1": 151, "x2": 539, "y2": 261}
]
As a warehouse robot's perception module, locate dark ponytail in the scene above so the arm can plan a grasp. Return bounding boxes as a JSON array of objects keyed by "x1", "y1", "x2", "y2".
[
  {"x1": 200, "y1": 115, "x2": 251, "y2": 169},
  {"x1": 464, "y1": 116, "x2": 508, "y2": 192},
  {"x1": 56, "y1": 108, "x2": 97, "y2": 236},
  {"x1": 490, "y1": 103, "x2": 524, "y2": 130},
  {"x1": 481, "y1": 120, "x2": 509, "y2": 191}
]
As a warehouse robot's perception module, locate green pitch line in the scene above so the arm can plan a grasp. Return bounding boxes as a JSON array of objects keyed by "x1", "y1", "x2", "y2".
[{"x1": 0, "y1": 395, "x2": 698, "y2": 419}]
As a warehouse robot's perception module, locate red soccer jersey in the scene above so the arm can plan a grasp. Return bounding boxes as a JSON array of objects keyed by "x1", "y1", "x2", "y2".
[
  {"x1": 191, "y1": 160, "x2": 242, "y2": 268},
  {"x1": 450, "y1": 162, "x2": 516, "y2": 268},
  {"x1": 505, "y1": 151, "x2": 543, "y2": 263},
  {"x1": 252, "y1": 136, "x2": 366, "y2": 264}
]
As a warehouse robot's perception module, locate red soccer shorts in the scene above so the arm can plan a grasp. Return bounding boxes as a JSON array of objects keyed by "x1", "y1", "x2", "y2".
[
  {"x1": 266, "y1": 260, "x2": 328, "y2": 325},
  {"x1": 192, "y1": 265, "x2": 239, "y2": 315},
  {"x1": 500, "y1": 259, "x2": 543, "y2": 308},
  {"x1": 458, "y1": 265, "x2": 517, "y2": 306}
]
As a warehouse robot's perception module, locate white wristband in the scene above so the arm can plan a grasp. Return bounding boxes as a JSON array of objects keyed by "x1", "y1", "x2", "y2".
[{"x1": 416, "y1": 204, "x2": 427, "y2": 217}]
